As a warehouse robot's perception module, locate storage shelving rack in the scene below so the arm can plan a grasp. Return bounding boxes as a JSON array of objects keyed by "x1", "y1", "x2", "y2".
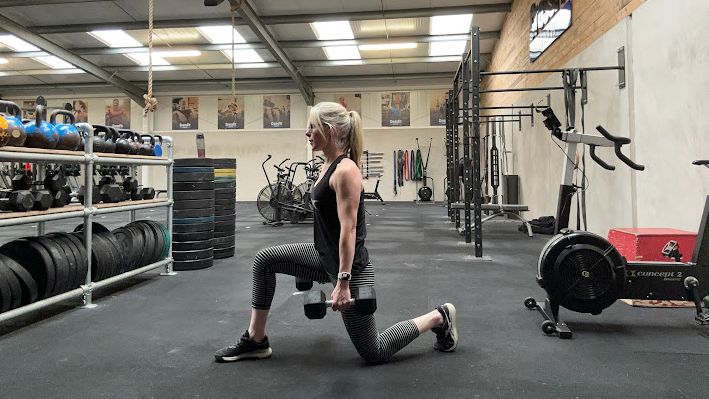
[{"x1": 0, "y1": 125, "x2": 174, "y2": 322}]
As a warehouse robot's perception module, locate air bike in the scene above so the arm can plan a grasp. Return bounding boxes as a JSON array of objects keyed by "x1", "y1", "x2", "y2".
[{"x1": 524, "y1": 108, "x2": 709, "y2": 339}]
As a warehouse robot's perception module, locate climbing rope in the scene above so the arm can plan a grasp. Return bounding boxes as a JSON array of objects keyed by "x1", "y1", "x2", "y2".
[{"x1": 143, "y1": 0, "x2": 158, "y2": 115}]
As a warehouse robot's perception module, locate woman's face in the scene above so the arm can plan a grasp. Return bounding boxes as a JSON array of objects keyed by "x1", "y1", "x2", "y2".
[
  {"x1": 179, "y1": 99, "x2": 187, "y2": 110},
  {"x1": 305, "y1": 119, "x2": 327, "y2": 152},
  {"x1": 112, "y1": 99, "x2": 120, "y2": 109}
]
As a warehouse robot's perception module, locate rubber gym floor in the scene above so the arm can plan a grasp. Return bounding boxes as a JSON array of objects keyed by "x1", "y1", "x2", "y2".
[{"x1": 0, "y1": 203, "x2": 708, "y2": 399}]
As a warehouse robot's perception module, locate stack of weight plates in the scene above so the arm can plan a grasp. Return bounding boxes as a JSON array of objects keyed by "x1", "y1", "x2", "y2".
[
  {"x1": 173, "y1": 158, "x2": 215, "y2": 270},
  {"x1": 213, "y1": 158, "x2": 236, "y2": 259}
]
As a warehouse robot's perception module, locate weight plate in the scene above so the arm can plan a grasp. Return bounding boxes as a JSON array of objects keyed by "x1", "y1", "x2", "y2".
[
  {"x1": 60, "y1": 232, "x2": 88, "y2": 288},
  {"x1": 173, "y1": 248, "x2": 213, "y2": 262},
  {"x1": 215, "y1": 188, "x2": 236, "y2": 195},
  {"x1": 214, "y1": 168, "x2": 236, "y2": 173},
  {"x1": 214, "y1": 229, "x2": 234, "y2": 238},
  {"x1": 215, "y1": 171, "x2": 236, "y2": 178},
  {"x1": 95, "y1": 232, "x2": 120, "y2": 279},
  {"x1": 174, "y1": 199, "x2": 214, "y2": 210},
  {"x1": 215, "y1": 214, "x2": 236, "y2": 223},
  {"x1": 215, "y1": 194, "x2": 236, "y2": 202},
  {"x1": 174, "y1": 190, "x2": 215, "y2": 201},
  {"x1": 213, "y1": 159, "x2": 236, "y2": 168},
  {"x1": 173, "y1": 257, "x2": 214, "y2": 271},
  {"x1": 215, "y1": 208, "x2": 236, "y2": 217},
  {"x1": 214, "y1": 181, "x2": 236, "y2": 189},
  {"x1": 173, "y1": 181, "x2": 215, "y2": 191},
  {"x1": 130, "y1": 223, "x2": 154, "y2": 269},
  {"x1": 0, "y1": 261, "x2": 21, "y2": 311},
  {"x1": 174, "y1": 216, "x2": 215, "y2": 225},
  {"x1": 0, "y1": 239, "x2": 55, "y2": 300},
  {"x1": 213, "y1": 246, "x2": 235, "y2": 259},
  {"x1": 140, "y1": 221, "x2": 165, "y2": 265},
  {"x1": 175, "y1": 158, "x2": 214, "y2": 167},
  {"x1": 173, "y1": 230, "x2": 214, "y2": 242},
  {"x1": 173, "y1": 221, "x2": 214, "y2": 234},
  {"x1": 46, "y1": 234, "x2": 79, "y2": 292},
  {"x1": 73, "y1": 222, "x2": 111, "y2": 235},
  {"x1": 213, "y1": 235, "x2": 235, "y2": 248},
  {"x1": 143, "y1": 221, "x2": 170, "y2": 261},
  {"x1": 174, "y1": 173, "x2": 214, "y2": 183},
  {"x1": 214, "y1": 203, "x2": 236, "y2": 212},
  {"x1": 0, "y1": 253, "x2": 38, "y2": 306},
  {"x1": 112, "y1": 226, "x2": 139, "y2": 271},
  {"x1": 173, "y1": 208, "x2": 215, "y2": 219},
  {"x1": 215, "y1": 176, "x2": 236, "y2": 183},
  {"x1": 70, "y1": 232, "x2": 104, "y2": 281},
  {"x1": 35, "y1": 236, "x2": 70, "y2": 295},
  {"x1": 174, "y1": 167, "x2": 214, "y2": 174},
  {"x1": 173, "y1": 240, "x2": 213, "y2": 252},
  {"x1": 214, "y1": 223, "x2": 235, "y2": 233}
]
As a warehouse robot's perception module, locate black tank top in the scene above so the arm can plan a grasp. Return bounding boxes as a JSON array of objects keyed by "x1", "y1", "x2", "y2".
[{"x1": 311, "y1": 154, "x2": 369, "y2": 276}]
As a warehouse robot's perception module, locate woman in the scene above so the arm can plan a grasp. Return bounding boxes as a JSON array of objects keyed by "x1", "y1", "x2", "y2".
[
  {"x1": 215, "y1": 102, "x2": 458, "y2": 363},
  {"x1": 73, "y1": 100, "x2": 88, "y2": 123},
  {"x1": 106, "y1": 99, "x2": 128, "y2": 127}
]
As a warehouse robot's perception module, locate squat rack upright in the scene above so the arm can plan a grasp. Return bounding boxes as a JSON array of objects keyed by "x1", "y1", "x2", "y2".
[{"x1": 445, "y1": 26, "x2": 625, "y2": 258}]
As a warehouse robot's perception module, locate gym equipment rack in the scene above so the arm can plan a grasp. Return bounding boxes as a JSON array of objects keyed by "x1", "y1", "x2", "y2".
[
  {"x1": 0, "y1": 126, "x2": 175, "y2": 322},
  {"x1": 446, "y1": 26, "x2": 626, "y2": 258}
]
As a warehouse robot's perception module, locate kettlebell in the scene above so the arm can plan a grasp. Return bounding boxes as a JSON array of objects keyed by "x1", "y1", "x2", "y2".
[
  {"x1": 121, "y1": 130, "x2": 141, "y2": 155},
  {"x1": 138, "y1": 134, "x2": 154, "y2": 156},
  {"x1": 50, "y1": 110, "x2": 81, "y2": 151},
  {"x1": 24, "y1": 105, "x2": 59, "y2": 149},
  {"x1": 0, "y1": 114, "x2": 9, "y2": 147},
  {"x1": 114, "y1": 130, "x2": 132, "y2": 154},
  {"x1": 91, "y1": 125, "x2": 109, "y2": 153},
  {"x1": 0, "y1": 100, "x2": 27, "y2": 147},
  {"x1": 103, "y1": 127, "x2": 117, "y2": 153},
  {"x1": 152, "y1": 135, "x2": 163, "y2": 157}
]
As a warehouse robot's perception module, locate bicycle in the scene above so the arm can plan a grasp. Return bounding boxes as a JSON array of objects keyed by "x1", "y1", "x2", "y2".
[{"x1": 257, "y1": 155, "x2": 315, "y2": 225}]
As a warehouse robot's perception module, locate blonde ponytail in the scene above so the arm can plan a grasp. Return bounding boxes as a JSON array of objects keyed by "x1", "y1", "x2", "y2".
[
  {"x1": 308, "y1": 102, "x2": 364, "y2": 169},
  {"x1": 348, "y1": 110, "x2": 363, "y2": 169}
]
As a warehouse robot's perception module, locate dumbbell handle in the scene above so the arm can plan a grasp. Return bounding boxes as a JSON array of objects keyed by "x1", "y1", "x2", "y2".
[{"x1": 325, "y1": 298, "x2": 356, "y2": 307}]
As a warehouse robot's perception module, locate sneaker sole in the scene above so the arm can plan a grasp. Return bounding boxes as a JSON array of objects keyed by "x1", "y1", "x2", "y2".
[
  {"x1": 442, "y1": 303, "x2": 458, "y2": 352},
  {"x1": 215, "y1": 347, "x2": 273, "y2": 362}
]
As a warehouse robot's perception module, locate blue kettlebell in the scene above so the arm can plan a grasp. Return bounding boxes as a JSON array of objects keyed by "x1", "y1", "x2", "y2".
[
  {"x1": 152, "y1": 134, "x2": 163, "y2": 157},
  {"x1": 50, "y1": 109, "x2": 81, "y2": 151},
  {"x1": 24, "y1": 105, "x2": 59, "y2": 149},
  {"x1": 0, "y1": 100, "x2": 27, "y2": 147}
]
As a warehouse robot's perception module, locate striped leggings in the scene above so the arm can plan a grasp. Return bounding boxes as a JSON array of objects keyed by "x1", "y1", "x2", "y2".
[{"x1": 252, "y1": 243, "x2": 420, "y2": 363}]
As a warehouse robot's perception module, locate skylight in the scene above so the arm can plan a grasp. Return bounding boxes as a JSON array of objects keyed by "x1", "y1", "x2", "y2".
[
  {"x1": 430, "y1": 14, "x2": 473, "y2": 35},
  {"x1": 89, "y1": 30, "x2": 142, "y2": 48},
  {"x1": 429, "y1": 40, "x2": 467, "y2": 57},
  {"x1": 33, "y1": 55, "x2": 74, "y2": 69},
  {"x1": 198, "y1": 25, "x2": 247, "y2": 44},
  {"x1": 359, "y1": 43, "x2": 418, "y2": 51},
  {"x1": 0, "y1": 57, "x2": 8, "y2": 65},
  {"x1": 324, "y1": 46, "x2": 361, "y2": 60},
  {"x1": 125, "y1": 53, "x2": 170, "y2": 66},
  {"x1": 310, "y1": 21, "x2": 355, "y2": 40},
  {"x1": 0, "y1": 35, "x2": 40, "y2": 52},
  {"x1": 222, "y1": 48, "x2": 264, "y2": 63}
]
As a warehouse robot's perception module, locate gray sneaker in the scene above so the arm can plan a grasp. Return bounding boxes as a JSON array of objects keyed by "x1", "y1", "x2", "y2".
[
  {"x1": 214, "y1": 330, "x2": 273, "y2": 362},
  {"x1": 431, "y1": 303, "x2": 458, "y2": 352}
]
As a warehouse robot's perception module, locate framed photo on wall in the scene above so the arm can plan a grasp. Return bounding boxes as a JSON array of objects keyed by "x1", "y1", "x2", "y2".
[
  {"x1": 105, "y1": 98, "x2": 131, "y2": 129},
  {"x1": 381, "y1": 91, "x2": 410, "y2": 127},
  {"x1": 22, "y1": 100, "x2": 36, "y2": 120},
  {"x1": 334, "y1": 93, "x2": 362, "y2": 116},
  {"x1": 72, "y1": 100, "x2": 88, "y2": 123},
  {"x1": 217, "y1": 96, "x2": 245, "y2": 130},
  {"x1": 263, "y1": 95, "x2": 290, "y2": 129},
  {"x1": 172, "y1": 96, "x2": 199, "y2": 130},
  {"x1": 429, "y1": 90, "x2": 447, "y2": 126}
]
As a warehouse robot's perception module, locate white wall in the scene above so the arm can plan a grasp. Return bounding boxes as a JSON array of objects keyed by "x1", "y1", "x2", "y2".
[{"x1": 498, "y1": 0, "x2": 709, "y2": 235}]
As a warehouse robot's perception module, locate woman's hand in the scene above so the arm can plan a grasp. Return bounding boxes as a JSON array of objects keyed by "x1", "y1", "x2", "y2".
[{"x1": 331, "y1": 282, "x2": 351, "y2": 312}]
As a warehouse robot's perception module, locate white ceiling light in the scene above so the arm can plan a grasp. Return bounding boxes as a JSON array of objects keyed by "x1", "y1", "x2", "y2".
[
  {"x1": 429, "y1": 40, "x2": 467, "y2": 57},
  {"x1": 430, "y1": 14, "x2": 473, "y2": 35},
  {"x1": 0, "y1": 57, "x2": 8, "y2": 64},
  {"x1": 324, "y1": 46, "x2": 361, "y2": 60},
  {"x1": 125, "y1": 53, "x2": 170, "y2": 66},
  {"x1": 311, "y1": 21, "x2": 355, "y2": 40},
  {"x1": 156, "y1": 50, "x2": 202, "y2": 58},
  {"x1": 0, "y1": 35, "x2": 40, "y2": 52},
  {"x1": 222, "y1": 48, "x2": 264, "y2": 63},
  {"x1": 33, "y1": 55, "x2": 75, "y2": 69},
  {"x1": 88, "y1": 30, "x2": 142, "y2": 48},
  {"x1": 359, "y1": 43, "x2": 418, "y2": 51},
  {"x1": 198, "y1": 25, "x2": 247, "y2": 44}
]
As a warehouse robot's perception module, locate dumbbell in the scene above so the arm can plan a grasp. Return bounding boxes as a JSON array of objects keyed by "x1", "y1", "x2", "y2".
[
  {"x1": 43, "y1": 169, "x2": 66, "y2": 193},
  {"x1": 295, "y1": 277, "x2": 313, "y2": 291},
  {"x1": 77, "y1": 184, "x2": 101, "y2": 205},
  {"x1": 0, "y1": 190, "x2": 35, "y2": 212},
  {"x1": 11, "y1": 172, "x2": 31, "y2": 191},
  {"x1": 141, "y1": 187, "x2": 156, "y2": 200},
  {"x1": 303, "y1": 287, "x2": 377, "y2": 319},
  {"x1": 51, "y1": 187, "x2": 69, "y2": 208},
  {"x1": 30, "y1": 189, "x2": 52, "y2": 211}
]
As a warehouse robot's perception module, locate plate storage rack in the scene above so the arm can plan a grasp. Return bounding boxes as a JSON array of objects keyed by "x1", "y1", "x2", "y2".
[{"x1": 0, "y1": 128, "x2": 174, "y2": 322}]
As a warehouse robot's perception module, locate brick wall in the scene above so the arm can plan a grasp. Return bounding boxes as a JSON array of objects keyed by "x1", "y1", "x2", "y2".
[{"x1": 482, "y1": 0, "x2": 646, "y2": 107}]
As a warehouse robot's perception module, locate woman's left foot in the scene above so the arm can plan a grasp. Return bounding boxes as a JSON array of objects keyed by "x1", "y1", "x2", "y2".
[{"x1": 431, "y1": 303, "x2": 457, "y2": 352}]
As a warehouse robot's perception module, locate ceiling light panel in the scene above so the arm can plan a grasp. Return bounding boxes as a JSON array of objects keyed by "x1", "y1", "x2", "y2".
[
  {"x1": 359, "y1": 43, "x2": 418, "y2": 51},
  {"x1": 429, "y1": 40, "x2": 467, "y2": 57},
  {"x1": 0, "y1": 35, "x2": 40, "y2": 52},
  {"x1": 323, "y1": 46, "x2": 361, "y2": 60},
  {"x1": 198, "y1": 26, "x2": 247, "y2": 44},
  {"x1": 222, "y1": 49, "x2": 264, "y2": 63},
  {"x1": 430, "y1": 14, "x2": 473, "y2": 35},
  {"x1": 125, "y1": 53, "x2": 170, "y2": 66},
  {"x1": 0, "y1": 57, "x2": 8, "y2": 65},
  {"x1": 33, "y1": 55, "x2": 75, "y2": 69},
  {"x1": 89, "y1": 30, "x2": 142, "y2": 48},
  {"x1": 310, "y1": 21, "x2": 355, "y2": 40}
]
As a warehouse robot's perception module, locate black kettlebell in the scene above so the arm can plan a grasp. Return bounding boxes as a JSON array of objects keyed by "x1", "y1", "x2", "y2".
[
  {"x1": 115, "y1": 129, "x2": 132, "y2": 154},
  {"x1": 103, "y1": 127, "x2": 117, "y2": 153},
  {"x1": 138, "y1": 134, "x2": 153, "y2": 156},
  {"x1": 91, "y1": 125, "x2": 108, "y2": 153},
  {"x1": 121, "y1": 130, "x2": 141, "y2": 155}
]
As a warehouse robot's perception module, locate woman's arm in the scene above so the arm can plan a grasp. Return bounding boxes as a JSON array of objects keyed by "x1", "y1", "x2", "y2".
[{"x1": 330, "y1": 159, "x2": 362, "y2": 311}]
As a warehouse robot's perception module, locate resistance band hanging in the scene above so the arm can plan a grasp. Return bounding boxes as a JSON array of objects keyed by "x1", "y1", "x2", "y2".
[
  {"x1": 392, "y1": 150, "x2": 397, "y2": 195},
  {"x1": 490, "y1": 119, "x2": 500, "y2": 204}
]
